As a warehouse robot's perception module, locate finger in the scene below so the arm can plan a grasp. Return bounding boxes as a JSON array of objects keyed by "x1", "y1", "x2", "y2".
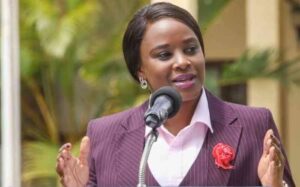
[
  {"x1": 60, "y1": 175, "x2": 69, "y2": 187},
  {"x1": 60, "y1": 149, "x2": 72, "y2": 161},
  {"x1": 56, "y1": 151, "x2": 74, "y2": 180},
  {"x1": 57, "y1": 157, "x2": 77, "y2": 180},
  {"x1": 57, "y1": 144, "x2": 72, "y2": 164},
  {"x1": 269, "y1": 145, "x2": 284, "y2": 169},
  {"x1": 267, "y1": 131, "x2": 285, "y2": 161},
  {"x1": 264, "y1": 138, "x2": 273, "y2": 157},
  {"x1": 59, "y1": 143, "x2": 72, "y2": 153},
  {"x1": 60, "y1": 176, "x2": 65, "y2": 186},
  {"x1": 271, "y1": 143, "x2": 285, "y2": 165},
  {"x1": 57, "y1": 143, "x2": 71, "y2": 162},
  {"x1": 270, "y1": 160, "x2": 280, "y2": 176},
  {"x1": 269, "y1": 146, "x2": 278, "y2": 162},
  {"x1": 56, "y1": 150, "x2": 66, "y2": 162},
  {"x1": 58, "y1": 156, "x2": 77, "y2": 184},
  {"x1": 79, "y1": 136, "x2": 90, "y2": 165},
  {"x1": 56, "y1": 157, "x2": 65, "y2": 177},
  {"x1": 270, "y1": 133, "x2": 281, "y2": 147},
  {"x1": 263, "y1": 129, "x2": 273, "y2": 155},
  {"x1": 270, "y1": 159, "x2": 284, "y2": 183}
]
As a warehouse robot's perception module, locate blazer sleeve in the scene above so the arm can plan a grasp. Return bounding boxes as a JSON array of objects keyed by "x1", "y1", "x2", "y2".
[
  {"x1": 266, "y1": 109, "x2": 295, "y2": 187},
  {"x1": 86, "y1": 120, "x2": 97, "y2": 187}
]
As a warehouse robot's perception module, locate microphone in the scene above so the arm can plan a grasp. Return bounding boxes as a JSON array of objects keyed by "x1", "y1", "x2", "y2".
[
  {"x1": 137, "y1": 86, "x2": 181, "y2": 187},
  {"x1": 144, "y1": 86, "x2": 182, "y2": 128}
]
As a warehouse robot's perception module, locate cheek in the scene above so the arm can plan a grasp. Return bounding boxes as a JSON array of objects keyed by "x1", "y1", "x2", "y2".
[
  {"x1": 143, "y1": 63, "x2": 172, "y2": 87},
  {"x1": 194, "y1": 59, "x2": 205, "y2": 81},
  {"x1": 145, "y1": 65, "x2": 170, "y2": 81},
  {"x1": 201, "y1": 63, "x2": 205, "y2": 81}
]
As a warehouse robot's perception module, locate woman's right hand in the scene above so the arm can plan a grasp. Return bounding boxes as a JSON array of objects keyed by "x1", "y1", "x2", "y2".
[{"x1": 56, "y1": 136, "x2": 90, "y2": 187}]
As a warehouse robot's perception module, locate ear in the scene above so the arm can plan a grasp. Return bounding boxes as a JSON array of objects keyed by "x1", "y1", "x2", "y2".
[{"x1": 137, "y1": 66, "x2": 146, "y2": 79}]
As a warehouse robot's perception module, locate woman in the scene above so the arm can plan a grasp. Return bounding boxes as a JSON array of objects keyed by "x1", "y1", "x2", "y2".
[{"x1": 56, "y1": 2, "x2": 295, "y2": 187}]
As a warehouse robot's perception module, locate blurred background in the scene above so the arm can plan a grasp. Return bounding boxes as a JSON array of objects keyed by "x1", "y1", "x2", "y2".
[{"x1": 1, "y1": 0, "x2": 300, "y2": 186}]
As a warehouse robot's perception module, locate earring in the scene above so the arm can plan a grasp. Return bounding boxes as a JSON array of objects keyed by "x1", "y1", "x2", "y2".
[{"x1": 139, "y1": 77, "x2": 148, "y2": 89}]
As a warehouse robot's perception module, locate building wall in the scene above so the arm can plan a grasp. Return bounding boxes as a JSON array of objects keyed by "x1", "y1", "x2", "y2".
[
  {"x1": 204, "y1": 0, "x2": 246, "y2": 60},
  {"x1": 246, "y1": 0, "x2": 283, "y2": 142}
]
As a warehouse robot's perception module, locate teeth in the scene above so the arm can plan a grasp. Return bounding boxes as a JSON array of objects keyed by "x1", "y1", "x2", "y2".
[
  {"x1": 175, "y1": 78, "x2": 189, "y2": 82},
  {"x1": 176, "y1": 77, "x2": 192, "y2": 82},
  {"x1": 173, "y1": 75, "x2": 194, "y2": 82}
]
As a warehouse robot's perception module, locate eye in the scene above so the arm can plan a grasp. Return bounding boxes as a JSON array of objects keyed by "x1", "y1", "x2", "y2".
[
  {"x1": 156, "y1": 51, "x2": 172, "y2": 61},
  {"x1": 184, "y1": 45, "x2": 199, "y2": 55}
]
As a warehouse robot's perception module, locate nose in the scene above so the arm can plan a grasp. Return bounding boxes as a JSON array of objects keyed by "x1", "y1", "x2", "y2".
[{"x1": 173, "y1": 52, "x2": 191, "y2": 71}]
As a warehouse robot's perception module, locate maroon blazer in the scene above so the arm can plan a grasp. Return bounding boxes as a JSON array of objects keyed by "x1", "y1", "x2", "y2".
[{"x1": 86, "y1": 91, "x2": 295, "y2": 187}]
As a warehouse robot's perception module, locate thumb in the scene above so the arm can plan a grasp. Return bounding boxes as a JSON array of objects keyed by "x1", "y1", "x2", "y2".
[
  {"x1": 79, "y1": 136, "x2": 90, "y2": 165},
  {"x1": 263, "y1": 129, "x2": 273, "y2": 156}
]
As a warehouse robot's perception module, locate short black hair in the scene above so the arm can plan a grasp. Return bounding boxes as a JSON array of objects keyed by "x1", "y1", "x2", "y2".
[{"x1": 122, "y1": 2, "x2": 205, "y2": 82}]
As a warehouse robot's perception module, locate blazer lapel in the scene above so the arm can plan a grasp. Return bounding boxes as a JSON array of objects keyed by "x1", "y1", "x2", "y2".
[
  {"x1": 114, "y1": 102, "x2": 160, "y2": 186},
  {"x1": 205, "y1": 91, "x2": 243, "y2": 186},
  {"x1": 114, "y1": 102, "x2": 147, "y2": 186}
]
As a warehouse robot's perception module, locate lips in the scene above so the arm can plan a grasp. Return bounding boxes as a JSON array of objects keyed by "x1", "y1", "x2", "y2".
[
  {"x1": 172, "y1": 74, "x2": 196, "y2": 89},
  {"x1": 172, "y1": 74, "x2": 195, "y2": 82}
]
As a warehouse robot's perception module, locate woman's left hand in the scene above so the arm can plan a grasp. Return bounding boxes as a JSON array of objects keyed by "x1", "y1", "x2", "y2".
[{"x1": 258, "y1": 129, "x2": 285, "y2": 187}]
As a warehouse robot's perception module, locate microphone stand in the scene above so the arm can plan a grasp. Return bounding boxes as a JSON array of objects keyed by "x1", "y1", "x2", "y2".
[{"x1": 137, "y1": 128, "x2": 158, "y2": 187}]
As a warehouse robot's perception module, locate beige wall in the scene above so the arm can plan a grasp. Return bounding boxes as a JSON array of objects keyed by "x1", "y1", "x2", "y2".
[
  {"x1": 204, "y1": 0, "x2": 246, "y2": 60},
  {"x1": 246, "y1": 0, "x2": 282, "y2": 132},
  {"x1": 151, "y1": 0, "x2": 198, "y2": 19},
  {"x1": 286, "y1": 85, "x2": 300, "y2": 185}
]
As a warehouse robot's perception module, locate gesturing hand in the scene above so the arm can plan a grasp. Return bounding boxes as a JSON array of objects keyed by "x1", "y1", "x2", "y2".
[
  {"x1": 258, "y1": 129, "x2": 285, "y2": 187},
  {"x1": 56, "y1": 136, "x2": 90, "y2": 187}
]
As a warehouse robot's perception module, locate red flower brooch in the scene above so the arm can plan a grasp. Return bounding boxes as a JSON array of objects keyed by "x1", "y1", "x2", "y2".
[{"x1": 212, "y1": 143, "x2": 235, "y2": 170}]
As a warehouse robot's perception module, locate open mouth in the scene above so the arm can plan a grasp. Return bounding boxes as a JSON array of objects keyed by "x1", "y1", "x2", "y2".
[
  {"x1": 173, "y1": 74, "x2": 195, "y2": 82},
  {"x1": 172, "y1": 74, "x2": 196, "y2": 89}
]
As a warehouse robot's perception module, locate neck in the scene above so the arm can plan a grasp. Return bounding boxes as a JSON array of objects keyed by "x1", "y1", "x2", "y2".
[{"x1": 164, "y1": 95, "x2": 200, "y2": 136}]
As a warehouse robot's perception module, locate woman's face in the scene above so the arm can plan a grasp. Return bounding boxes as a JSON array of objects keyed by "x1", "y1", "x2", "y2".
[{"x1": 139, "y1": 18, "x2": 205, "y2": 102}]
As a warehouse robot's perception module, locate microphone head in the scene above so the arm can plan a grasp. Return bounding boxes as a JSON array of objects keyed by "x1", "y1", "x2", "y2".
[{"x1": 149, "y1": 86, "x2": 182, "y2": 118}]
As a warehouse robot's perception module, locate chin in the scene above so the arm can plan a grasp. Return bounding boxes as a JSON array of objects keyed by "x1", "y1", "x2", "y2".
[{"x1": 180, "y1": 91, "x2": 201, "y2": 103}]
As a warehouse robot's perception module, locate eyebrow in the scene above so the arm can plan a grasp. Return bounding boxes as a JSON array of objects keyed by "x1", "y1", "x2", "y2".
[
  {"x1": 149, "y1": 37, "x2": 199, "y2": 54},
  {"x1": 182, "y1": 37, "x2": 198, "y2": 44},
  {"x1": 149, "y1": 44, "x2": 170, "y2": 56}
]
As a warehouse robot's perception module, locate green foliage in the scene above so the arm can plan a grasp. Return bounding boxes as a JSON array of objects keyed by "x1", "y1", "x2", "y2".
[
  {"x1": 205, "y1": 67, "x2": 221, "y2": 96},
  {"x1": 21, "y1": 0, "x2": 100, "y2": 58},
  {"x1": 22, "y1": 141, "x2": 82, "y2": 187},
  {"x1": 20, "y1": 0, "x2": 148, "y2": 186},
  {"x1": 220, "y1": 49, "x2": 300, "y2": 86},
  {"x1": 23, "y1": 142, "x2": 59, "y2": 181}
]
